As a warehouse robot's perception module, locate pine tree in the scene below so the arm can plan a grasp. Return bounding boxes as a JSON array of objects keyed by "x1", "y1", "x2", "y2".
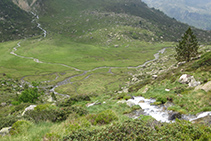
[{"x1": 175, "y1": 27, "x2": 199, "y2": 62}]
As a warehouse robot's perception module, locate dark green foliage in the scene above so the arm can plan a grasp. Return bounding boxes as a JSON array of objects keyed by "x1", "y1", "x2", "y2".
[
  {"x1": 0, "y1": 116, "x2": 20, "y2": 130},
  {"x1": 192, "y1": 52, "x2": 211, "y2": 68},
  {"x1": 86, "y1": 110, "x2": 118, "y2": 125},
  {"x1": 156, "y1": 96, "x2": 167, "y2": 104},
  {"x1": 63, "y1": 119, "x2": 211, "y2": 141},
  {"x1": 24, "y1": 106, "x2": 88, "y2": 123},
  {"x1": 175, "y1": 27, "x2": 199, "y2": 62},
  {"x1": 18, "y1": 82, "x2": 43, "y2": 104},
  {"x1": 58, "y1": 95, "x2": 91, "y2": 107},
  {"x1": 0, "y1": 0, "x2": 40, "y2": 42}
]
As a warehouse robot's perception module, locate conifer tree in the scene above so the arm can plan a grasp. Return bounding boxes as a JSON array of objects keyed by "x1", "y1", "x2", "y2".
[{"x1": 175, "y1": 27, "x2": 199, "y2": 62}]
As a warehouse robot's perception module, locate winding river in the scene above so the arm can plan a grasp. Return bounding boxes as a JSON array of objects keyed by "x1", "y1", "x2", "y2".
[{"x1": 10, "y1": 13, "x2": 211, "y2": 123}]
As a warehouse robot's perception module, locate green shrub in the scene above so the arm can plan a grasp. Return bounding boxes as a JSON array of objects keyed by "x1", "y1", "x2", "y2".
[
  {"x1": 24, "y1": 106, "x2": 88, "y2": 123},
  {"x1": 87, "y1": 110, "x2": 118, "y2": 125},
  {"x1": 10, "y1": 120, "x2": 32, "y2": 135},
  {"x1": 63, "y1": 119, "x2": 211, "y2": 141},
  {"x1": 0, "y1": 116, "x2": 20, "y2": 130},
  {"x1": 156, "y1": 96, "x2": 167, "y2": 104},
  {"x1": 44, "y1": 132, "x2": 61, "y2": 141},
  {"x1": 65, "y1": 117, "x2": 91, "y2": 133},
  {"x1": 18, "y1": 82, "x2": 43, "y2": 104},
  {"x1": 192, "y1": 52, "x2": 211, "y2": 68},
  {"x1": 58, "y1": 95, "x2": 91, "y2": 107},
  {"x1": 34, "y1": 104, "x2": 56, "y2": 111}
]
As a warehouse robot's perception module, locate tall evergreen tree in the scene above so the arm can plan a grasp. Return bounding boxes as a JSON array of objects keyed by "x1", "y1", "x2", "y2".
[{"x1": 175, "y1": 27, "x2": 199, "y2": 62}]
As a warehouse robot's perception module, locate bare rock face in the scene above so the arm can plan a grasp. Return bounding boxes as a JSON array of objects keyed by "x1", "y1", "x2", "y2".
[
  {"x1": 12, "y1": 0, "x2": 37, "y2": 11},
  {"x1": 195, "y1": 81, "x2": 211, "y2": 92}
]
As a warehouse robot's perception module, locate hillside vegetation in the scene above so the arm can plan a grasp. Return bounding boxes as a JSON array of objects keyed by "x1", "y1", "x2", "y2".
[
  {"x1": 0, "y1": 0, "x2": 211, "y2": 140},
  {"x1": 143, "y1": 0, "x2": 211, "y2": 30}
]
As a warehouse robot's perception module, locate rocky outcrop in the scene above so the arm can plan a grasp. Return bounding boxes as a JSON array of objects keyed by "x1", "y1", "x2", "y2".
[
  {"x1": 22, "y1": 105, "x2": 37, "y2": 116},
  {"x1": 12, "y1": 0, "x2": 37, "y2": 11},
  {"x1": 195, "y1": 81, "x2": 211, "y2": 92},
  {"x1": 168, "y1": 112, "x2": 181, "y2": 120},
  {"x1": 178, "y1": 74, "x2": 200, "y2": 87},
  {"x1": 0, "y1": 127, "x2": 12, "y2": 136}
]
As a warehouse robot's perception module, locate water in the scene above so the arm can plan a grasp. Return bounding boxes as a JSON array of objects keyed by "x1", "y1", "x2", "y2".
[{"x1": 129, "y1": 96, "x2": 211, "y2": 123}]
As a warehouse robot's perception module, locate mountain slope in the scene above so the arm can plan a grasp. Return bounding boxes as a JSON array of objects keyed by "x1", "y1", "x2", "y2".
[
  {"x1": 0, "y1": 0, "x2": 40, "y2": 42},
  {"x1": 142, "y1": 0, "x2": 211, "y2": 30},
  {"x1": 27, "y1": 0, "x2": 211, "y2": 43}
]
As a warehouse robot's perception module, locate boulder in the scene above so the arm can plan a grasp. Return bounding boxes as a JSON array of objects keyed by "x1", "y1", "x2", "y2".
[
  {"x1": 195, "y1": 81, "x2": 211, "y2": 92},
  {"x1": 142, "y1": 87, "x2": 149, "y2": 93},
  {"x1": 188, "y1": 78, "x2": 201, "y2": 87},
  {"x1": 126, "y1": 100, "x2": 136, "y2": 107},
  {"x1": 1, "y1": 102, "x2": 7, "y2": 107},
  {"x1": 178, "y1": 74, "x2": 192, "y2": 84},
  {"x1": 192, "y1": 115, "x2": 211, "y2": 124},
  {"x1": 179, "y1": 74, "x2": 200, "y2": 87},
  {"x1": 152, "y1": 75, "x2": 158, "y2": 79},
  {"x1": 168, "y1": 112, "x2": 181, "y2": 120},
  {"x1": 22, "y1": 105, "x2": 37, "y2": 116},
  {"x1": 0, "y1": 127, "x2": 12, "y2": 136}
]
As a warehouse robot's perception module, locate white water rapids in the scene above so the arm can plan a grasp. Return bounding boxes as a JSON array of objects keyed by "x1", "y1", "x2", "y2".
[{"x1": 127, "y1": 96, "x2": 211, "y2": 123}]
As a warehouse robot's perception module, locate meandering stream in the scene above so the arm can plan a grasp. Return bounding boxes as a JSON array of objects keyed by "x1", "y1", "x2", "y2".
[{"x1": 10, "y1": 13, "x2": 211, "y2": 123}]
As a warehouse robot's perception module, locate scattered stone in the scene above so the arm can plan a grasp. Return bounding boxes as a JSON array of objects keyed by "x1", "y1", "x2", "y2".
[
  {"x1": 22, "y1": 105, "x2": 37, "y2": 116},
  {"x1": 126, "y1": 100, "x2": 136, "y2": 107},
  {"x1": 152, "y1": 75, "x2": 158, "y2": 79},
  {"x1": 191, "y1": 114, "x2": 211, "y2": 124},
  {"x1": 117, "y1": 100, "x2": 126, "y2": 104},
  {"x1": 142, "y1": 87, "x2": 149, "y2": 93},
  {"x1": 195, "y1": 81, "x2": 211, "y2": 92},
  {"x1": 139, "y1": 100, "x2": 145, "y2": 103},
  {"x1": 125, "y1": 109, "x2": 144, "y2": 118},
  {"x1": 165, "y1": 89, "x2": 170, "y2": 92},
  {"x1": 179, "y1": 74, "x2": 200, "y2": 87},
  {"x1": 177, "y1": 61, "x2": 186, "y2": 67},
  {"x1": 86, "y1": 101, "x2": 100, "y2": 107},
  {"x1": 188, "y1": 78, "x2": 201, "y2": 87},
  {"x1": 168, "y1": 112, "x2": 181, "y2": 120},
  {"x1": 0, "y1": 127, "x2": 12, "y2": 136},
  {"x1": 178, "y1": 74, "x2": 192, "y2": 84},
  {"x1": 1, "y1": 102, "x2": 7, "y2": 107}
]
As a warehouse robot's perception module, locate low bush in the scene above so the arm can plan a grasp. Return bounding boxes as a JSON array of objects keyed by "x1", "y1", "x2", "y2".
[
  {"x1": 63, "y1": 119, "x2": 211, "y2": 141},
  {"x1": 0, "y1": 116, "x2": 20, "y2": 130},
  {"x1": 58, "y1": 95, "x2": 91, "y2": 107},
  {"x1": 10, "y1": 120, "x2": 32, "y2": 135},
  {"x1": 192, "y1": 52, "x2": 211, "y2": 69},
  {"x1": 24, "y1": 106, "x2": 88, "y2": 123},
  {"x1": 86, "y1": 109, "x2": 118, "y2": 125}
]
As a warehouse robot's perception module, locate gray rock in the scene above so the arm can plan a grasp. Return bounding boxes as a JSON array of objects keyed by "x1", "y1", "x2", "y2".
[
  {"x1": 195, "y1": 81, "x2": 211, "y2": 92},
  {"x1": 168, "y1": 112, "x2": 181, "y2": 120},
  {"x1": 152, "y1": 75, "x2": 158, "y2": 79},
  {"x1": 1, "y1": 102, "x2": 7, "y2": 107},
  {"x1": 188, "y1": 78, "x2": 201, "y2": 87},
  {"x1": 126, "y1": 100, "x2": 136, "y2": 107},
  {"x1": 0, "y1": 127, "x2": 12, "y2": 136},
  {"x1": 192, "y1": 115, "x2": 211, "y2": 124},
  {"x1": 125, "y1": 109, "x2": 145, "y2": 118},
  {"x1": 179, "y1": 74, "x2": 200, "y2": 87},
  {"x1": 22, "y1": 105, "x2": 37, "y2": 116},
  {"x1": 178, "y1": 74, "x2": 192, "y2": 84}
]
